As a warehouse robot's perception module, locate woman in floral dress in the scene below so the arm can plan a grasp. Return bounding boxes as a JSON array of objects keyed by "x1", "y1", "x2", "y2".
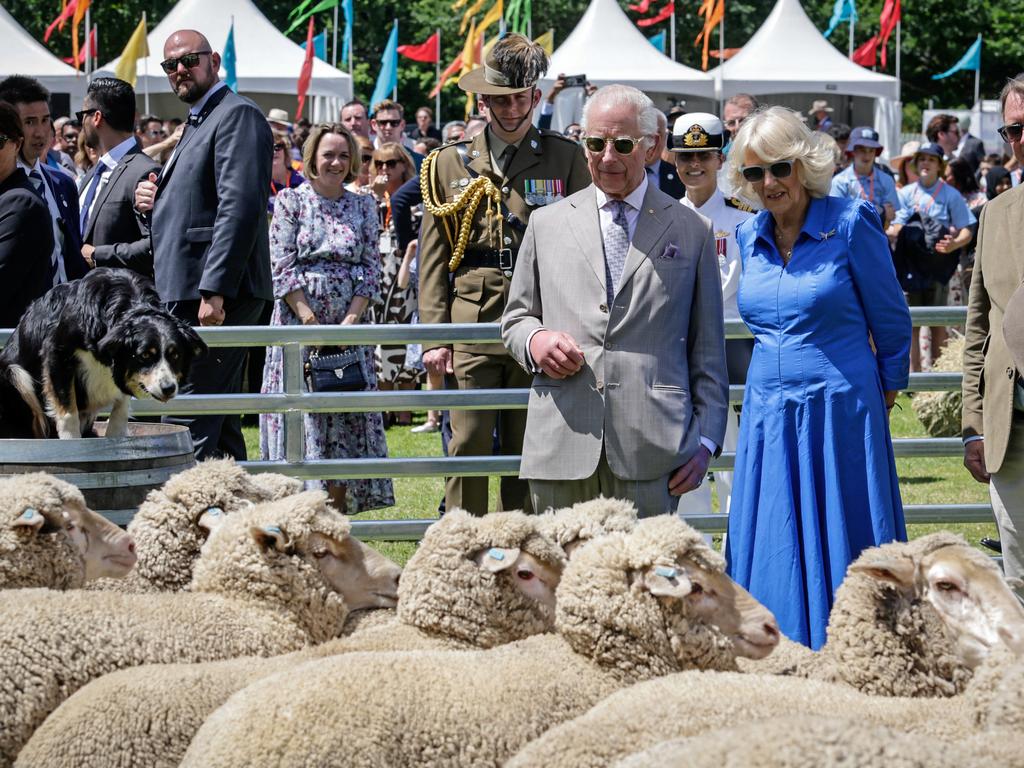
[
  {"x1": 260, "y1": 123, "x2": 394, "y2": 513},
  {"x1": 370, "y1": 142, "x2": 421, "y2": 426}
]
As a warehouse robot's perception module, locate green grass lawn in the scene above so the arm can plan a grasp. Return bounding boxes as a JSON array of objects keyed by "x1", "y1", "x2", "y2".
[{"x1": 242, "y1": 393, "x2": 996, "y2": 565}]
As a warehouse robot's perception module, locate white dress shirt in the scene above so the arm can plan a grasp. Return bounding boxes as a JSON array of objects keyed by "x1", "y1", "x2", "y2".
[
  {"x1": 680, "y1": 188, "x2": 752, "y2": 321},
  {"x1": 79, "y1": 135, "x2": 137, "y2": 227},
  {"x1": 18, "y1": 157, "x2": 66, "y2": 285}
]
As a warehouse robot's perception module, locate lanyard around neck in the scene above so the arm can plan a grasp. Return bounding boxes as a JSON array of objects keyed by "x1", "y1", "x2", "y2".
[{"x1": 912, "y1": 179, "x2": 945, "y2": 216}]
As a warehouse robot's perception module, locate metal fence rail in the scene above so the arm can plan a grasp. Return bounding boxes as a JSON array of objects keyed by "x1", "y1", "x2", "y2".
[{"x1": 29, "y1": 307, "x2": 977, "y2": 539}]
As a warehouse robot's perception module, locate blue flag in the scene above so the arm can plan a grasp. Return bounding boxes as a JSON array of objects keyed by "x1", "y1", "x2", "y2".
[
  {"x1": 932, "y1": 35, "x2": 982, "y2": 80},
  {"x1": 302, "y1": 30, "x2": 328, "y2": 61},
  {"x1": 223, "y1": 21, "x2": 238, "y2": 92},
  {"x1": 369, "y1": 21, "x2": 398, "y2": 113},
  {"x1": 823, "y1": 0, "x2": 857, "y2": 38},
  {"x1": 648, "y1": 31, "x2": 666, "y2": 53},
  {"x1": 342, "y1": 0, "x2": 354, "y2": 64}
]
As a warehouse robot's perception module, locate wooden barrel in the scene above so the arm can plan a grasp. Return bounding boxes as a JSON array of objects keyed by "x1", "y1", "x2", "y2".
[{"x1": 0, "y1": 422, "x2": 195, "y2": 525}]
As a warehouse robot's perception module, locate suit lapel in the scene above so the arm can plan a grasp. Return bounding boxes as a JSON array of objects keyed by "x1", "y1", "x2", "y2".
[
  {"x1": 84, "y1": 152, "x2": 134, "y2": 240},
  {"x1": 618, "y1": 185, "x2": 670, "y2": 291},
  {"x1": 568, "y1": 186, "x2": 606, "y2": 294},
  {"x1": 159, "y1": 86, "x2": 230, "y2": 190}
]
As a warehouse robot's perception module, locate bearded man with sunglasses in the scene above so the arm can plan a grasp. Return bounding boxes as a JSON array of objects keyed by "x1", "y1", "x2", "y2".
[
  {"x1": 134, "y1": 29, "x2": 273, "y2": 460},
  {"x1": 502, "y1": 85, "x2": 729, "y2": 517},
  {"x1": 963, "y1": 74, "x2": 1024, "y2": 599},
  {"x1": 419, "y1": 33, "x2": 590, "y2": 515}
]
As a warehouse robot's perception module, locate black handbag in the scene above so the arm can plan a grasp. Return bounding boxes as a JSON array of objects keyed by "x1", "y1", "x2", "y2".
[{"x1": 304, "y1": 348, "x2": 367, "y2": 392}]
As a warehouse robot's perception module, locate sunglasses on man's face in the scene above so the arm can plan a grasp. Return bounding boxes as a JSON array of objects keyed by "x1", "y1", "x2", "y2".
[
  {"x1": 75, "y1": 108, "x2": 100, "y2": 123},
  {"x1": 273, "y1": 142, "x2": 288, "y2": 152},
  {"x1": 998, "y1": 122, "x2": 1024, "y2": 143},
  {"x1": 739, "y1": 160, "x2": 794, "y2": 183},
  {"x1": 361, "y1": 154, "x2": 374, "y2": 164},
  {"x1": 159, "y1": 51, "x2": 212, "y2": 74},
  {"x1": 582, "y1": 136, "x2": 646, "y2": 155},
  {"x1": 375, "y1": 119, "x2": 402, "y2": 128},
  {"x1": 374, "y1": 158, "x2": 401, "y2": 169}
]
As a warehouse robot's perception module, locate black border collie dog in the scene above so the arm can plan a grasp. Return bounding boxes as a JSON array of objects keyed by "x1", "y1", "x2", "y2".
[{"x1": 0, "y1": 269, "x2": 206, "y2": 439}]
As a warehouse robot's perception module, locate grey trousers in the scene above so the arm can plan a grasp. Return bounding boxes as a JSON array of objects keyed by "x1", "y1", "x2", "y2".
[
  {"x1": 990, "y1": 415, "x2": 1024, "y2": 600},
  {"x1": 529, "y1": 450, "x2": 675, "y2": 518}
]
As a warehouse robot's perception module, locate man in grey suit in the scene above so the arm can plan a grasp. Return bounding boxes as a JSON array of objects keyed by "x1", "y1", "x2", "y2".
[
  {"x1": 135, "y1": 29, "x2": 273, "y2": 459},
  {"x1": 502, "y1": 85, "x2": 729, "y2": 517},
  {"x1": 78, "y1": 77, "x2": 160, "y2": 276}
]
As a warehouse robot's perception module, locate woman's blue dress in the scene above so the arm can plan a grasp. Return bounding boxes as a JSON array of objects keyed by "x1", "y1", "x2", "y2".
[{"x1": 725, "y1": 196, "x2": 912, "y2": 649}]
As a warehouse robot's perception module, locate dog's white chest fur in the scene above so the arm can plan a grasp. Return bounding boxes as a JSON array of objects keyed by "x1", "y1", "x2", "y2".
[
  {"x1": 52, "y1": 350, "x2": 131, "y2": 438},
  {"x1": 74, "y1": 350, "x2": 124, "y2": 405}
]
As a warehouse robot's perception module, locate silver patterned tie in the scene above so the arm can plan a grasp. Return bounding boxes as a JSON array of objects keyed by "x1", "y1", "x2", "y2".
[{"x1": 603, "y1": 199, "x2": 630, "y2": 304}]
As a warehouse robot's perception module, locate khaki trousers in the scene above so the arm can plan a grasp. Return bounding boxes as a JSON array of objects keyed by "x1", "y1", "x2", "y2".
[
  {"x1": 990, "y1": 414, "x2": 1024, "y2": 600},
  {"x1": 529, "y1": 450, "x2": 675, "y2": 519},
  {"x1": 446, "y1": 350, "x2": 531, "y2": 516}
]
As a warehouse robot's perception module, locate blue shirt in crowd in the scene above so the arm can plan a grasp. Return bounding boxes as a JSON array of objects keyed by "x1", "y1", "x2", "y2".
[
  {"x1": 830, "y1": 164, "x2": 901, "y2": 219},
  {"x1": 893, "y1": 179, "x2": 976, "y2": 230}
]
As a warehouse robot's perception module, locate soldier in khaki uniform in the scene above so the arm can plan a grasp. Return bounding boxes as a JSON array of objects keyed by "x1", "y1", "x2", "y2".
[{"x1": 419, "y1": 34, "x2": 590, "y2": 515}]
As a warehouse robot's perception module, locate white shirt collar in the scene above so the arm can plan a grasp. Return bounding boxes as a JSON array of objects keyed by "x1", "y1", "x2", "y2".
[
  {"x1": 188, "y1": 81, "x2": 228, "y2": 117},
  {"x1": 98, "y1": 135, "x2": 138, "y2": 170},
  {"x1": 16, "y1": 157, "x2": 42, "y2": 175},
  {"x1": 595, "y1": 174, "x2": 649, "y2": 212}
]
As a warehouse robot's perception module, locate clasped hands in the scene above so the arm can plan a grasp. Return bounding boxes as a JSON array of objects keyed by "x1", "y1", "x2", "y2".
[{"x1": 529, "y1": 330, "x2": 585, "y2": 379}]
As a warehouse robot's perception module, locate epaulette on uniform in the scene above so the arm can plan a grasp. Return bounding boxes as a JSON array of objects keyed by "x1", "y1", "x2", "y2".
[
  {"x1": 538, "y1": 129, "x2": 581, "y2": 146},
  {"x1": 725, "y1": 197, "x2": 755, "y2": 213}
]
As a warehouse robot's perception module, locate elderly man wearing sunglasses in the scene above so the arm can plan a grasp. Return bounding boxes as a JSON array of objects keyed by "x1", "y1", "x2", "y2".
[
  {"x1": 723, "y1": 106, "x2": 911, "y2": 650},
  {"x1": 133, "y1": 29, "x2": 273, "y2": 460},
  {"x1": 963, "y1": 73, "x2": 1024, "y2": 600},
  {"x1": 502, "y1": 84, "x2": 729, "y2": 518}
]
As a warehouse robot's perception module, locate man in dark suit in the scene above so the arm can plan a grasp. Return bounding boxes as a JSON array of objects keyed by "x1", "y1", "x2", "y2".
[
  {"x1": 0, "y1": 75, "x2": 88, "y2": 286},
  {"x1": 78, "y1": 77, "x2": 160, "y2": 277},
  {"x1": 647, "y1": 110, "x2": 686, "y2": 200},
  {"x1": 135, "y1": 29, "x2": 273, "y2": 460}
]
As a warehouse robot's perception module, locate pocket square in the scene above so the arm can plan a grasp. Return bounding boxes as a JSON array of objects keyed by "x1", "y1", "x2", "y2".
[{"x1": 658, "y1": 243, "x2": 679, "y2": 260}]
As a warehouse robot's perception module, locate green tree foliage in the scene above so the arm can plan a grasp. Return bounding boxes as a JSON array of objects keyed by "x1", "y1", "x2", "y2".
[{"x1": 6, "y1": 0, "x2": 1024, "y2": 123}]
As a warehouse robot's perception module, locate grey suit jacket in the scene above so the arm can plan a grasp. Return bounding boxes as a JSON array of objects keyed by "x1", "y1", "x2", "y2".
[
  {"x1": 151, "y1": 86, "x2": 273, "y2": 303},
  {"x1": 502, "y1": 183, "x2": 729, "y2": 482},
  {"x1": 83, "y1": 143, "x2": 161, "y2": 277}
]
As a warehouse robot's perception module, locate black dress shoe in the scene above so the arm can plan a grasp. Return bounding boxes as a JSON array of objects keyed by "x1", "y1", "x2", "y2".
[{"x1": 981, "y1": 537, "x2": 1003, "y2": 553}]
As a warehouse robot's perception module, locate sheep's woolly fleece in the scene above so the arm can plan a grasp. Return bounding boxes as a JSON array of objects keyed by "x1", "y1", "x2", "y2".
[
  {"x1": 179, "y1": 517, "x2": 747, "y2": 768},
  {"x1": 17, "y1": 511, "x2": 563, "y2": 768},
  {"x1": 504, "y1": 653, "x2": 1024, "y2": 768},
  {"x1": 0, "y1": 474, "x2": 84, "y2": 589},
  {"x1": 535, "y1": 496, "x2": 637, "y2": 552},
  {"x1": 91, "y1": 459, "x2": 301, "y2": 593},
  {"x1": 0, "y1": 495, "x2": 350, "y2": 767},
  {"x1": 740, "y1": 532, "x2": 987, "y2": 697}
]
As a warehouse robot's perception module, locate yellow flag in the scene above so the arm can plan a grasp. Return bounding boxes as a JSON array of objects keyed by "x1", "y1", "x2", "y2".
[
  {"x1": 460, "y1": 18, "x2": 478, "y2": 77},
  {"x1": 452, "y1": 0, "x2": 468, "y2": 9},
  {"x1": 476, "y1": 0, "x2": 504, "y2": 37},
  {"x1": 459, "y1": 0, "x2": 487, "y2": 35},
  {"x1": 533, "y1": 29, "x2": 554, "y2": 55},
  {"x1": 71, "y1": 0, "x2": 92, "y2": 72},
  {"x1": 114, "y1": 18, "x2": 151, "y2": 87}
]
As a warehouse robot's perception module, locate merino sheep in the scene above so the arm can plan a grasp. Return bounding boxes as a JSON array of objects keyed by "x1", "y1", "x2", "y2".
[
  {"x1": 90, "y1": 459, "x2": 302, "y2": 593},
  {"x1": 18, "y1": 510, "x2": 560, "y2": 768},
  {"x1": 0, "y1": 491, "x2": 389, "y2": 767},
  {"x1": 537, "y1": 496, "x2": 638, "y2": 557},
  {"x1": 179, "y1": 515, "x2": 779, "y2": 768},
  {"x1": 0, "y1": 474, "x2": 135, "y2": 589},
  {"x1": 505, "y1": 647, "x2": 1024, "y2": 768}
]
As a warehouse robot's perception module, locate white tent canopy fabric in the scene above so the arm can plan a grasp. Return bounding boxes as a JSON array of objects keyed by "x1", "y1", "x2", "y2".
[
  {"x1": 539, "y1": 0, "x2": 714, "y2": 98},
  {"x1": 0, "y1": 2, "x2": 86, "y2": 105},
  {"x1": 104, "y1": 0, "x2": 351, "y2": 121}
]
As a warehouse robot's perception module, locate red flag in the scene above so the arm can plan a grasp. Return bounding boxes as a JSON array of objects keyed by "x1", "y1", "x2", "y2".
[
  {"x1": 637, "y1": 0, "x2": 674, "y2": 27},
  {"x1": 851, "y1": 34, "x2": 879, "y2": 67},
  {"x1": 44, "y1": 0, "x2": 77, "y2": 42},
  {"x1": 398, "y1": 31, "x2": 440, "y2": 63},
  {"x1": 430, "y1": 53, "x2": 464, "y2": 98},
  {"x1": 296, "y1": 18, "x2": 315, "y2": 121},
  {"x1": 62, "y1": 26, "x2": 96, "y2": 65},
  {"x1": 628, "y1": 0, "x2": 653, "y2": 12},
  {"x1": 878, "y1": 0, "x2": 901, "y2": 68}
]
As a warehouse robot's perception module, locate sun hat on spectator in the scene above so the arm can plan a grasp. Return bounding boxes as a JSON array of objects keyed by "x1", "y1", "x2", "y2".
[{"x1": 848, "y1": 126, "x2": 883, "y2": 154}]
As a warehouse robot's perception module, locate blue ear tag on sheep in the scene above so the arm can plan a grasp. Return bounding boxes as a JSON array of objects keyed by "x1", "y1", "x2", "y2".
[
  {"x1": 21, "y1": 509, "x2": 36, "y2": 520},
  {"x1": 207, "y1": 507, "x2": 223, "y2": 516},
  {"x1": 12, "y1": 507, "x2": 45, "y2": 531},
  {"x1": 264, "y1": 525, "x2": 282, "y2": 534},
  {"x1": 488, "y1": 547, "x2": 505, "y2": 561},
  {"x1": 655, "y1": 566, "x2": 677, "y2": 579}
]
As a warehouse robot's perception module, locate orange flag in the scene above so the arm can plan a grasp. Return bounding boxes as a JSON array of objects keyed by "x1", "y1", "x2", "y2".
[
  {"x1": 694, "y1": 0, "x2": 724, "y2": 71},
  {"x1": 71, "y1": 0, "x2": 92, "y2": 72}
]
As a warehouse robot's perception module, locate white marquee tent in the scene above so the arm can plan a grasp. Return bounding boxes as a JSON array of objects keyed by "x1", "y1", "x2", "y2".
[
  {"x1": 539, "y1": 0, "x2": 714, "y2": 126},
  {"x1": 104, "y1": 0, "x2": 351, "y2": 122},
  {"x1": 711, "y1": 0, "x2": 901, "y2": 153},
  {"x1": 0, "y1": 3, "x2": 87, "y2": 109}
]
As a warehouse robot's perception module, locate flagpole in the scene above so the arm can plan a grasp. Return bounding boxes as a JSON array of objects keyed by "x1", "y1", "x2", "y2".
[
  {"x1": 895, "y1": 19, "x2": 901, "y2": 105},
  {"x1": 348, "y1": 11, "x2": 354, "y2": 76},
  {"x1": 718, "y1": 9, "x2": 724, "y2": 115},
  {"x1": 435, "y1": 28, "x2": 442, "y2": 128},
  {"x1": 92, "y1": 22, "x2": 98, "y2": 73},
  {"x1": 143, "y1": 12, "x2": 150, "y2": 114},
  {"x1": 974, "y1": 35, "x2": 981, "y2": 107},
  {"x1": 85, "y1": 5, "x2": 92, "y2": 80},
  {"x1": 332, "y1": 4, "x2": 339, "y2": 67},
  {"x1": 848, "y1": 12, "x2": 854, "y2": 58},
  {"x1": 670, "y1": 5, "x2": 676, "y2": 61},
  {"x1": 392, "y1": 18, "x2": 398, "y2": 101}
]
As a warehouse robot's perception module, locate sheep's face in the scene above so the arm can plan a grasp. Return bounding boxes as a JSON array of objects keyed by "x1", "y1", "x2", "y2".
[
  {"x1": 309, "y1": 532, "x2": 402, "y2": 610},
  {"x1": 474, "y1": 546, "x2": 562, "y2": 613},
  {"x1": 640, "y1": 557, "x2": 780, "y2": 660},
  {"x1": 63, "y1": 500, "x2": 137, "y2": 580},
  {"x1": 1, "y1": 500, "x2": 85, "y2": 589}
]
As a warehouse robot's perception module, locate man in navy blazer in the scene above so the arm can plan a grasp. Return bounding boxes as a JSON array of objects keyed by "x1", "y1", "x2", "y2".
[
  {"x1": 0, "y1": 76, "x2": 88, "y2": 286},
  {"x1": 135, "y1": 30, "x2": 273, "y2": 459}
]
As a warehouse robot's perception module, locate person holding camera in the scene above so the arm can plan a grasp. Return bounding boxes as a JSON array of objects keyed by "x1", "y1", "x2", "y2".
[{"x1": 887, "y1": 142, "x2": 976, "y2": 371}]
